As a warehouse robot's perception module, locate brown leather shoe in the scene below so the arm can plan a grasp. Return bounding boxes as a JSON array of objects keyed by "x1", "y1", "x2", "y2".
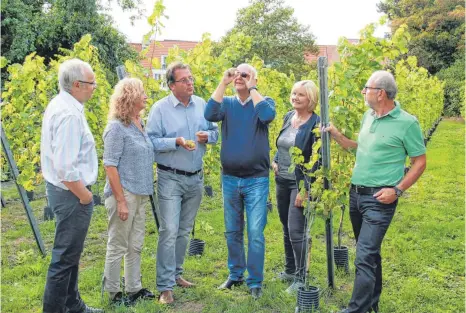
[
  {"x1": 175, "y1": 276, "x2": 195, "y2": 288},
  {"x1": 158, "y1": 290, "x2": 174, "y2": 304}
]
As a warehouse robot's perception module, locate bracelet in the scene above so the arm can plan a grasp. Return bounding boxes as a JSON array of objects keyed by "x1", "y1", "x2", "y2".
[{"x1": 248, "y1": 86, "x2": 258, "y2": 92}]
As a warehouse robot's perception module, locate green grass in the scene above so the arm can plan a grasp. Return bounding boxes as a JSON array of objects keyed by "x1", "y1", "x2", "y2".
[{"x1": 1, "y1": 119, "x2": 464, "y2": 313}]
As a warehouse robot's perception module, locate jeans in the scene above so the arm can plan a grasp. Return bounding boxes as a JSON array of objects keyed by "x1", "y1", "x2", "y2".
[
  {"x1": 156, "y1": 169, "x2": 203, "y2": 292},
  {"x1": 43, "y1": 183, "x2": 94, "y2": 313},
  {"x1": 222, "y1": 174, "x2": 269, "y2": 289},
  {"x1": 275, "y1": 176, "x2": 308, "y2": 281},
  {"x1": 347, "y1": 189, "x2": 397, "y2": 313},
  {"x1": 103, "y1": 189, "x2": 148, "y2": 294}
]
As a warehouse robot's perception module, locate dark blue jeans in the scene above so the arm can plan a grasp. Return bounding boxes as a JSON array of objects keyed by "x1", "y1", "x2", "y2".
[
  {"x1": 43, "y1": 183, "x2": 94, "y2": 313},
  {"x1": 347, "y1": 189, "x2": 397, "y2": 313},
  {"x1": 222, "y1": 174, "x2": 269, "y2": 289}
]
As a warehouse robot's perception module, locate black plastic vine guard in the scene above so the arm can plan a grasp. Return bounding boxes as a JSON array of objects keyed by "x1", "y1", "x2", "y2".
[
  {"x1": 334, "y1": 246, "x2": 350, "y2": 273},
  {"x1": 204, "y1": 185, "x2": 213, "y2": 197},
  {"x1": 188, "y1": 238, "x2": 205, "y2": 256},
  {"x1": 295, "y1": 286, "x2": 320, "y2": 312}
]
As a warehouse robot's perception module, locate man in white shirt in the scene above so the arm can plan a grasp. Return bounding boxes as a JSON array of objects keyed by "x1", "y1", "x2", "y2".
[{"x1": 41, "y1": 59, "x2": 103, "y2": 313}]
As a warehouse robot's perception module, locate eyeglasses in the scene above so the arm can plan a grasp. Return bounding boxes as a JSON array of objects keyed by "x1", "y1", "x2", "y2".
[
  {"x1": 363, "y1": 86, "x2": 382, "y2": 91},
  {"x1": 78, "y1": 80, "x2": 97, "y2": 87},
  {"x1": 174, "y1": 77, "x2": 195, "y2": 84}
]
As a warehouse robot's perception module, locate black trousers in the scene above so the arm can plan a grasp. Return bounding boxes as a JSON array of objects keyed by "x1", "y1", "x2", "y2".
[
  {"x1": 43, "y1": 183, "x2": 94, "y2": 313},
  {"x1": 347, "y1": 189, "x2": 397, "y2": 313},
  {"x1": 275, "y1": 176, "x2": 309, "y2": 281}
]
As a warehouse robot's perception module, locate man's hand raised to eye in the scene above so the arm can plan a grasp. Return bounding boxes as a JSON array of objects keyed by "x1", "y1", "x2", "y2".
[
  {"x1": 244, "y1": 72, "x2": 257, "y2": 90},
  {"x1": 222, "y1": 68, "x2": 237, "y2": 86}
]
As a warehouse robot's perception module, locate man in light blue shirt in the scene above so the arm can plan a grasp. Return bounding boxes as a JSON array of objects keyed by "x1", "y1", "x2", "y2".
[{"x1": 146, "y1": 62, "x2": 218, "y2": 304}]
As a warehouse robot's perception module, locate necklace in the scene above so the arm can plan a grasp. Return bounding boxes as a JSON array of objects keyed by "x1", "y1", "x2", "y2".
[{"x1": 292, "y1": 114, "x2": 311, "y2": 128}]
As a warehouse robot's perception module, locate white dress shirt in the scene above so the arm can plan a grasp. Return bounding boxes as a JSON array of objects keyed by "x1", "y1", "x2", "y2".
[{"x1": 40, "y1": 91, "x2": 98, "y2": 189}]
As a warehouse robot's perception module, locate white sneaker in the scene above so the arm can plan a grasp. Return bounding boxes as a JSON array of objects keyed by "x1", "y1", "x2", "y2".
[
  {"x1": 277, "y1": 271, "x2": 296, "y2": 282},
  {"x1": 286, "y1": 281, "x2": 305, "y2": 294}
]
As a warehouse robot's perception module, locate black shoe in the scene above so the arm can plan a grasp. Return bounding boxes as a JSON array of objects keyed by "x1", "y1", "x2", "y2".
[
  {"x1": 218, "y1": 278, "x2": 244, "y2": 289},
  {"x1": 250, "y1": 287, "x2": 262, "y2": 300},
  {"x1": 83, "y1": 306, "x2": 104, "y2": 313},
  {"x1": 110, "y1": 292, "x2": 131, "y2": 307},
  {"x1": 128, "y1": 288, "x2": 156, "y2": 303},
  {"x1": 370, "y1": 304, "x2": 379, "y2": 313}
]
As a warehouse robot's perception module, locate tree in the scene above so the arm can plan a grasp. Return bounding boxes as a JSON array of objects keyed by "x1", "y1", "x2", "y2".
[
  {"x1": 214, "y1": 0, "x2": 318, "y2": 79},
  {"x1": 436, "y1": 58, "x2": 465, "y2": 116},
  {"x1": 377, "y1": 0, "x2": 465, "y2": 74},
  {"x1": 1, "y1": 0, "x2": 138, "y2": 84}
]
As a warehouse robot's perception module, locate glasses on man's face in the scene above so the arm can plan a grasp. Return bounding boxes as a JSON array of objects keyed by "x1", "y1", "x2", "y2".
[
  {"x1": 174, "y1": 77, "x2": 195, "y2": 85},
  {"x1": 363, "y1": 86, "x2": 382, "y2": 92},
  {"x1": 78, "y1": 80, "x2": 97, "y2": 88}
]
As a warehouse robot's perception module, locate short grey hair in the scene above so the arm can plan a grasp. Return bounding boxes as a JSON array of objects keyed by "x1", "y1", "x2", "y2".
[
  {"x1": 370, "y1": 70, "x2": 397, "y2": 99},
  {"x1": 58, "y1": 59, "x2": 93, "y2": 93}
]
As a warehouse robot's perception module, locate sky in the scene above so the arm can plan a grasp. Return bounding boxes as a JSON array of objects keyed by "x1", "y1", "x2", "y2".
[{"x1": 108, "y1": 0, "x2": 389, "y2": 45}]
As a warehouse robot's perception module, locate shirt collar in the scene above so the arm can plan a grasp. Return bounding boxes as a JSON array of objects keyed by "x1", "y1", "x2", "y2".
[
  {"x1": 169, "y1": 92, "x2": 194, "y2": 107},
  {"x1": 370, "y1": 101, "x2": 401, "y2": 119},
  {"x1": 59, "y1": 90, "x2": 84, "y2": 113},
  {"x1": 388, "y1": 101, "x2": 401, "y2": 118},
  {"x1": 236, "y1": 95, "x2": 252, "y2": 106}
]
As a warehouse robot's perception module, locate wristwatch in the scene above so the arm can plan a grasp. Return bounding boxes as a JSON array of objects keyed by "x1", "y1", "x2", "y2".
[
  {"x1": 248, "y1": 86, "x2": 258, "y2": 92},
  {"x1": 393, "y1": 186, "x2": 404, "y2": 197}
]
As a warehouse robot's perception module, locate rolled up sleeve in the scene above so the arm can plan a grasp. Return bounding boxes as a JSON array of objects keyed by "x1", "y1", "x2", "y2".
[
  {"x1": 206, "y1": 120, "x2": 219, "y2": 144},
  {"x1": 103, "y1": 124, "x2": 124, "y2": 167}
]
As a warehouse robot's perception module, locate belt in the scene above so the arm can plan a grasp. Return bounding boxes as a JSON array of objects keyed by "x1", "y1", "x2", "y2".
[
  {"x1": 350, "y1": 184, "x2": 393, "y2": 195},
  {"x1": 157, "y1": 164, "x2": 201, "y2": 176}
]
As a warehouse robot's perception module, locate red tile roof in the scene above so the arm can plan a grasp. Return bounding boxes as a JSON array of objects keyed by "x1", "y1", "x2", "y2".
[
  {"x1": 305, "y1": 45, "x2": 340, "y2": 64},
  {"x1": 130, "y1": 40, "x2": 199, "y2": 69},
  {"x1": 130, "y1": 40, "x2": 359, "y2": 69}
]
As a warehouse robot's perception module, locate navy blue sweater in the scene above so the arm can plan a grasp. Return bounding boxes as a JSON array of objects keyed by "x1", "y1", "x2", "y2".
[{"x1": 205, "y1": 96, "x2": 276, "y2": 178}]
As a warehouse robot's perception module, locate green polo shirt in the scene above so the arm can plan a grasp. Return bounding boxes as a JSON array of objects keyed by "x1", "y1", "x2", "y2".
[{"x1": 351, "y1": 102, "x2": 426, "y2": 187}]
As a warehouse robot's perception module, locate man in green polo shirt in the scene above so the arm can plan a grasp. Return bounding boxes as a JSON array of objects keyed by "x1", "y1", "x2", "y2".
[{"x1": 324, "y1": 70, "x2": 427, "y2": 313}]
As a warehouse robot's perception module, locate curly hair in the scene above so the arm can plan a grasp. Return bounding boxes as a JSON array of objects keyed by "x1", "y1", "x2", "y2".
[{"x1": 108, "y1": 78, "x2": 145, "y2": 125}]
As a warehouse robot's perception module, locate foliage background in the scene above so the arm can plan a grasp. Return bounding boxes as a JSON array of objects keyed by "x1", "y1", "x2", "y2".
[{"x1": 0, "y1": 1, "x2": 460, "y2": 312}]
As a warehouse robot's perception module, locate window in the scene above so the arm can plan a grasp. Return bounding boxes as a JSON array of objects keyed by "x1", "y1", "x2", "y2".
[{"x1": 161, "y1": 55, "x2": 168, "y2": 70}]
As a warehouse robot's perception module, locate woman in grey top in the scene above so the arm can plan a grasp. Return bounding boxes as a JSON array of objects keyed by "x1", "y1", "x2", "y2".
[
  {"x1": 102, "y1": 78, "x2": 155, "y2": 305},
  {"x1": 272, "y1": 80, "x2": 321, "y2": 294}
]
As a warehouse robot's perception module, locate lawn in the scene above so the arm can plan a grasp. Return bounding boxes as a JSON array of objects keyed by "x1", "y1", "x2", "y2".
[{"x1": 1, "y1": 119, "x2": 464, "y2": 313}]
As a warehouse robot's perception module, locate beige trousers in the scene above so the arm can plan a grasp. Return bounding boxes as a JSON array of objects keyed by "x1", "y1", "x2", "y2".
[{"x1": 103, "y1": 189, "x2": 148, "y2": 293}]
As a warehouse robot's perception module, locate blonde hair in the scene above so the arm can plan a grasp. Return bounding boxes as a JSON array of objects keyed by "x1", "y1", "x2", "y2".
[
  {"x1": 290, "y1": 80, "x2": 319, "y2": 112},
  {"x1": 108, "y1": 78, "x2": 145, "y2": 125}
]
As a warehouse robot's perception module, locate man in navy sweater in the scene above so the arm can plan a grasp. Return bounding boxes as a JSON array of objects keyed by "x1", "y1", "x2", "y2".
[{"x1": 204, "y1": 64, "x2": 276, "y2": 299}]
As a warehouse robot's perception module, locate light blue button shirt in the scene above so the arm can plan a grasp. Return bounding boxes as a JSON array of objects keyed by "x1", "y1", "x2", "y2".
[{"x1": 146, "y1": 93, "x2": 219, "y2": 172}]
